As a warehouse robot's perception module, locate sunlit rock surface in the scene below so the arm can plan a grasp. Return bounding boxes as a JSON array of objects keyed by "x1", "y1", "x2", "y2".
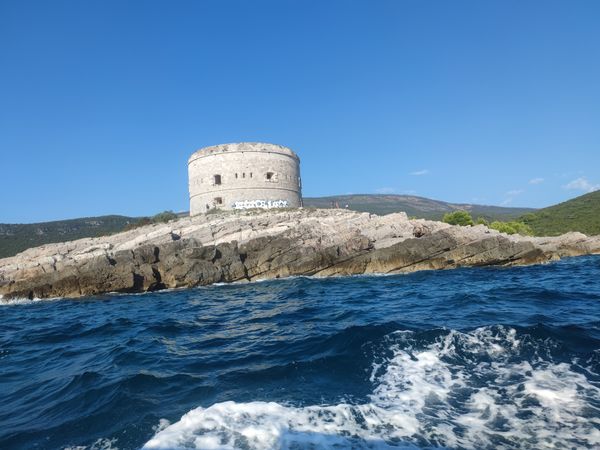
[{"x1": 1, "y1": 209, "x2": 599, "y2": 299}]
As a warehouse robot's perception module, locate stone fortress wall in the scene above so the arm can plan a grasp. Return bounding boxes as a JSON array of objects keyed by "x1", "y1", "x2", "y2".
[{"x1": 188, "y1": 142, "x2": 302, "y2": 215}]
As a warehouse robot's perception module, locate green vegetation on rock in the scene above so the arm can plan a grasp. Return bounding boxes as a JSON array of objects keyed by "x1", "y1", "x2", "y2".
[
  {"x1": 442, "y1": 211, "x2": 474, "y2": 226},
  {"x1": 123, "y1": 211, "x2": 180, "y2": 231},
  {"x1": 440, "y1": 211, "x2": 534, "y2": 236},
  {"x1": 476, "y1": 217, "x2": 490, "y2": 226},
  {"x1": 488, "y1": 221, "x2": 533, "y2": 236},
  {"x1": 437, "y1": 191, "x2": 600, "y2": 237},
  {"x1": 152, "y1": 210, "x2": 179, "y2": 223}
]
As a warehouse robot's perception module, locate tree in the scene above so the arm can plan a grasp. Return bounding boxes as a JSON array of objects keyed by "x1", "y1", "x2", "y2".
[{"x1": 442, "y1": 210, "x2": 474, "y2": 226}]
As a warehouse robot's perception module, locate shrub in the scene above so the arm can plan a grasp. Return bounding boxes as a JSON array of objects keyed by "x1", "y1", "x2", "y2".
[
  {"x1": 123, "y1": 217, "x2": 151, "y2": 231},
  {"x1": 512, "y1": 222, "x2": 534, "y2": 236},
  {"x1": 476, "y1": 217, "x2": 489, "y2": 226},
  {"x1": 152, "y1": 210, "x2": 179, "y2": 223},
  {"x1": 489, "y1": 221, "x2": 533, "y2": 236},
  {"x1": 520, "y1": 213, "x2": 537, "y2": 223},
  {"x1": 122, "y1": 211, "x2": 179, "y2": 231},
  {"x1": 442, "y1": 210, "x2": 474, "y2": 226}
]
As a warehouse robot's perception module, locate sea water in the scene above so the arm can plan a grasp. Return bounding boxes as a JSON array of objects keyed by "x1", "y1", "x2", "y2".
[{"x1": 1, "y1": 256, "x2": 600, "y2": 449}]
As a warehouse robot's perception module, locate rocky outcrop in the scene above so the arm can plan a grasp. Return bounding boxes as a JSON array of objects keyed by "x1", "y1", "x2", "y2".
[{"x1": 1, "y1": 209, "x2": 599, "y2": 300}]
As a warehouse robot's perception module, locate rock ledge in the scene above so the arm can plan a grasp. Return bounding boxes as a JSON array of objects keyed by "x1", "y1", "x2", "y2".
[{"x1": 1, "y1": 209, "x2": 599, "y2": 300}]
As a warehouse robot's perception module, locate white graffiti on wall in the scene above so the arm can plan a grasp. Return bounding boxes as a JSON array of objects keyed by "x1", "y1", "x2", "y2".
[{"x1": 232, "y1": 199, "x2": 289, "y2": 210}]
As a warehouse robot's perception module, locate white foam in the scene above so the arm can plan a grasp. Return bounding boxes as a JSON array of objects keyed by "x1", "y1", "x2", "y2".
[
  {"x1": 0, "y1": 295, "x2": 62, "y2": 306},
  {"x1": 143, "y1": 326, "x2": 600, "y2": 449},
  {"x1": 63, "y1": 437, "x2": 119, "y2": 450}
]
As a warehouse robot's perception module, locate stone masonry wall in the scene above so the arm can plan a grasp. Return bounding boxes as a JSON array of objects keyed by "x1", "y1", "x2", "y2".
[{"x1": 188, "y1": 142, "x2": 302, "y2": 215}]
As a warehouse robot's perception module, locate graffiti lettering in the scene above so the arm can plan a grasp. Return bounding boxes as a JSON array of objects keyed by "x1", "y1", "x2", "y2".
[{"x1": 232, "y1": 199, "x2": 289, "y2": 210}]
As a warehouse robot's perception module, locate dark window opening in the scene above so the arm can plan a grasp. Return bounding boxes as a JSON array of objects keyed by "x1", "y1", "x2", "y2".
[
  {"x1": 243, "y1": 173, "x2": 246, "y2": 178},
  {"x1": 235, "y1": 173, "x2": 238, "y2": 179},
  {"x1": 214, "y1": 174, "x2": 222, "y2": 185},
  {"x1": 250, "y1": 172, "x2": 253, "y2": 178},
  {"x1": 214, "y1": 197, "x2": 223, "y2": 205},
  {"x1": 266, "y1": 172, "x2": 274, "y2": 180}
]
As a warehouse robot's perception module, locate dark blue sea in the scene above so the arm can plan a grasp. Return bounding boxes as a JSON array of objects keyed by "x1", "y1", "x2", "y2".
[{"x1": 2, "y1": 256, "x2": 600, "y2": 450}]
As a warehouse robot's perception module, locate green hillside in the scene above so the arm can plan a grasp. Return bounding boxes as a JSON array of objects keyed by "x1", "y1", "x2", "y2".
[
  {"x1": 520, "y1": 190, "x2": 600, "y2": 236},
  {"x1": 303, "y1": 194, "x2": 534, "y2": 221},
  {"x1": 0, "y1": 215, "x2": 139, "y2": 259}
]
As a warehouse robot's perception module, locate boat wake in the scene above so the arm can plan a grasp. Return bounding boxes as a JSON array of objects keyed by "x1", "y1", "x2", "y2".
[{"x1": 143, "y1": 326, "x2": 600, "y2": 449}]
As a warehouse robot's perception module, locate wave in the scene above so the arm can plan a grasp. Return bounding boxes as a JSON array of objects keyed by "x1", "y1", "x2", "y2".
[
  {"x1": 0, "y1": 284, "x2": 192, "y2": 307},
  {"x1": 64, "y1": 437, "x2": 119, "y2": 450},
  {"x1": 143, "y1": 326, "x2": 600, "y2": 449},
  {"x1": 0, "y1": 295, "x2": 65, "y2": 306}
]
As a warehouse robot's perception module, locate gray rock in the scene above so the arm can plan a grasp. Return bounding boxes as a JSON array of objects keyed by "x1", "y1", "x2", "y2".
[{"x1": 1, "y1": 209, "x2": 599, "y2": 300}]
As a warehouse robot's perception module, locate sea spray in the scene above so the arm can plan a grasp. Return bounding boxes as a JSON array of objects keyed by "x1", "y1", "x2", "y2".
[{"x1": 144, "y1": 326, "x2": 600, "y2": 449}]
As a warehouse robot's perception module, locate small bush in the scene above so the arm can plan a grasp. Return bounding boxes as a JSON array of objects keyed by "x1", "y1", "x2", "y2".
[
  {"x1": 520, "y1": 213, "x2": 537, "y2": 223},
  {"x1": 123, "y1": 217, "x2": 151, "y2": 231},
  {"x1": 489, "y1": 221, "x2": 533, "y2": 236},
  {"x1": 442, "y1": 210, "x2": 474, "y2": 226},
  {"x1": 122, "y1": 211, "x2": 179, "y2": 231},
  {"x1": 152, "y1": 210, "x2": 178, "y2": 223},
  {"x1": 476, "y1": 217, "x2": 489, "y2": 226}
]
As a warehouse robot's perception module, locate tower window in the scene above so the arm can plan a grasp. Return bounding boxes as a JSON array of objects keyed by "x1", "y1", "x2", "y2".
[
  {"x1": 235, "y1": 173, "x2": 238, "y2": 179},
  {"x1": 243, "y1": 173, "x2": 246, "y2": 178},
  {"x1": 214, "y1": 197, "x2": 223, "y2": 205},
  {"x1": 266, "y1": 172, "x2": 274, "y2": 180},
  {"x1": 214, "y1": 174, "x2": 222, "y2": 185}
]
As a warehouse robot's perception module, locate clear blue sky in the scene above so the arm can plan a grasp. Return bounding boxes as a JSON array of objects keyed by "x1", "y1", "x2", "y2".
[{"x1": 1, "y1": 0, "x2": 599, "y2": 223}]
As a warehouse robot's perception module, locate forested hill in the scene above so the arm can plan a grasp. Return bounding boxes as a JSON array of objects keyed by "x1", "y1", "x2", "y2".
[
  {"x1": 519, "y1": 190, "x2": 600, "y2": 236},
  {"x1": 0, "y1": 216, "x2": 138, "y2": 259}
]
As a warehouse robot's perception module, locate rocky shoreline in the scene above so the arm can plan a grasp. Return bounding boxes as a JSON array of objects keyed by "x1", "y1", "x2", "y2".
[{"x1": 1, "y1": 208, "x2": 599, "y2": 300}]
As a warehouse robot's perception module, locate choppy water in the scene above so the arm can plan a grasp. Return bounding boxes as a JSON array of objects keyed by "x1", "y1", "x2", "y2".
[{"x1": 1, "y1": 256, "x2": 600, "y2": 449}]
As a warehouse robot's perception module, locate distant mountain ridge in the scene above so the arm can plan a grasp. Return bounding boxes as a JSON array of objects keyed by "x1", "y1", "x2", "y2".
[
  {"x1": 0, "y1": 216, "x2": 138, "y2": 259},
  {"x1": 303, "y1": 194, "x2": 534, "y2": 220}
]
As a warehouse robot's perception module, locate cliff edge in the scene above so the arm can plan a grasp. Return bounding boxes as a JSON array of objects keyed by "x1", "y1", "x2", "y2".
[{"x1": 1, "y1": 209, "x2": 599, "y2": 300}]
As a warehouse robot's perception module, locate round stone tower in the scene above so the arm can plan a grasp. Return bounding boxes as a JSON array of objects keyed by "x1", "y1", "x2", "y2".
[{"x1": 188, "y1": 142, "x2": 302, "y2": 215}]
